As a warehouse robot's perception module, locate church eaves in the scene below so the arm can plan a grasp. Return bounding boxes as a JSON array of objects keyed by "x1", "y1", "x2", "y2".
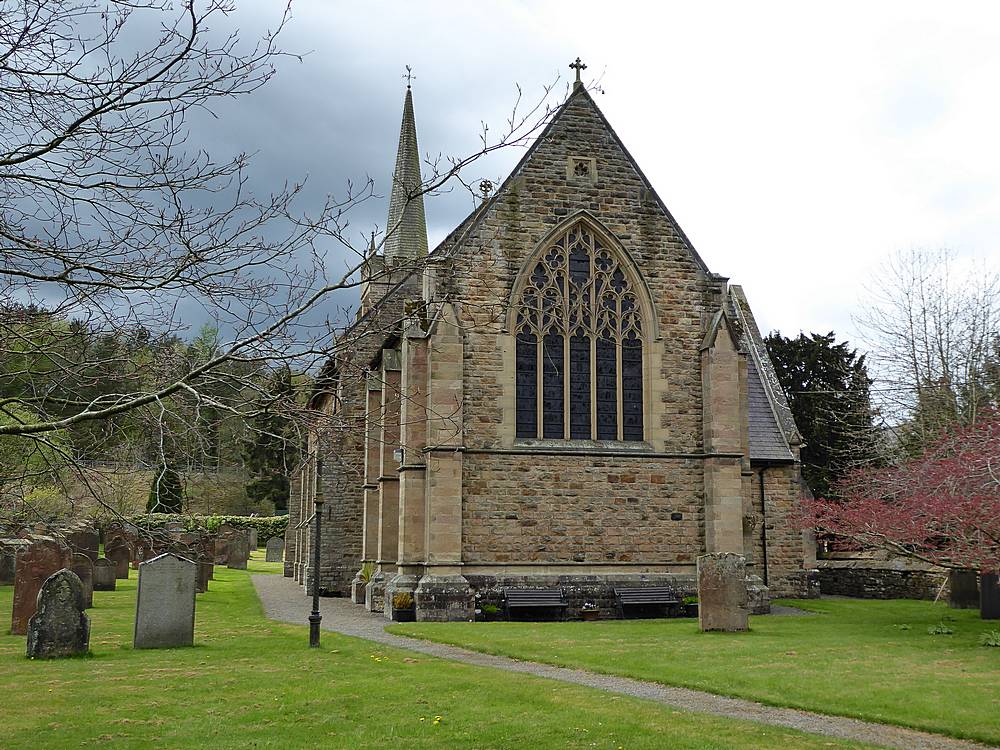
[{"x1": 383, "y1": 86, "x2": 429, "y2": 263}]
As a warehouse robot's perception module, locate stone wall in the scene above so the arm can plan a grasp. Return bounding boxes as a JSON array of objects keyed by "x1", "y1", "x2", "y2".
[
  {"x1": 817, "y1": 559, "x2": 949, "y2": 600},
  {"x1": 463, "y1": 453, "x2": 702, "y2": 564}
]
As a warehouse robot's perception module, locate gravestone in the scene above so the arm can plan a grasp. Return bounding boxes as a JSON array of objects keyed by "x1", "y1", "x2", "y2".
[
  {"x1": 226, "y1": 535, "x2": 250, "y2": 570},
  {"x1": 197, "y1": 560, "x2": 212, "y2": 593},
  {"x1": 93, "y1": 558, "x2": 117, "y2": 591},
  {"x1": 949, "y1": 569, "x2": 980, "y2": 609},
  {"x1": 65, "y1": 528, "x2": 100, "y2": 563},
  {"x1": 26, "y1": 569, "x2": 90, "y2": 659},
  {"x1": 982, "y1": 573, "x2": 1000, "y2": 620},
  {"x1": 213, "y1": 535, "x2": 231, "y2": 565},
  {"x1": 1, "y1": 538, "x2": 29, "y2": 585},
  {"x1": 11, "y1": 538, "x2": 72, "y2": 635},
  {"x1": 265, "y1": 537, "x2": 284, "y2": 563},
  {"x1": 697, "y1": 552, "x2": 749, "y2": 632},
  {"x1": 70, "y1": 553, "x2": 94, "y2": 609},
  {"x1": 247, "y1": 527, "x2": 258, "y2": 551},
  {"x1": 105, "y1": 539, "x2": 131, "y2": 579},
  {"x1": 134, "y1": 553, "x2": 197, "y2": 649}
]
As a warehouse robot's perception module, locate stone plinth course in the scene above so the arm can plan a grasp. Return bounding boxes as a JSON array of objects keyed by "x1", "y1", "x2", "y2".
[
  {"x1": 26, "y1": 569, "x2": 90, "y2": 659},
  {"x1": 265, "y1": 537, "x2": 284, "y2": 563},
  {"x1": 697, "y1": 552, "x2": 749, "y2": 632},
  {"x1": 134, "y1": 552, "x2": 197, "y2": 649},
  {"x1": 93, "y1": 558, "x2": 117, "y2": 591},
  {"x1": 70, "y1": 553, "x2": 94, "y2": 608},
  {"x1": 11, "y1": 537, "x2": 72, "y2": 635}
]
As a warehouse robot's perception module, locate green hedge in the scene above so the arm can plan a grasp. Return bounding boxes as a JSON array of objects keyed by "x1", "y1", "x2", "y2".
[{"x1": 131, "y1": 513, "x2": 288, "y2": 545}]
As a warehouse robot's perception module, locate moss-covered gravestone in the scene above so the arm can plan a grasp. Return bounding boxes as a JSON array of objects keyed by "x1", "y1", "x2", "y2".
[
  {"x1": 26, "y1": 569, "x2": 90, "y2": 659},
  {"x1": 697, "y1": 552, "x2": 749, "y2": 632}
]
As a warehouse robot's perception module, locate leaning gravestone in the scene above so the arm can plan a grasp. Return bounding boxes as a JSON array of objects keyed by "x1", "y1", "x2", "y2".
[
  {"x1": 26, "y1": 569, "x2": 90, "y2": 659},
  {"x1": 70, "y1": 553, "x2": 94, "y2": 609},
  {"x1": 134, "y1": 553, "x2": 197, "y2": 649},
  {"x1": 11, "y1": 538, "x2": 72, "y2": 635},
  {"x1": 226, "y1": 534, "x2": 250, "y2": 570},
  {"x1": 93, "y1": 558, "x2": 117, "y2": 591},
  {"x1": 105, "y1": 539, "x2": 131, "y2": 579},
  {"x1": 697, "y1": 552, "x2": 750, "y2": 632},
  {"x1": 265, "y1": 537, "x2": 284, "y2": 563},
  {"x1": 949, "y1": 569, "x2": 980, "y2": 609}
]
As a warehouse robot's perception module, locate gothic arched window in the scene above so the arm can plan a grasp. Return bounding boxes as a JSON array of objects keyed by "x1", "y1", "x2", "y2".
[{"x1": 514, "y1": 221, "x2": 644, "y2": 442}]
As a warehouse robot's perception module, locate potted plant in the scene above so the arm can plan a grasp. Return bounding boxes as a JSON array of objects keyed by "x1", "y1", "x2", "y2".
[
  {"x1": 356, "y1": 562, "x2": 375, "y2": 606},
  {"x1": 682, "y1": 595, "x2": 698, "y2": 618},
  {"x1": 391, "y1": 591, "x2": 416, "y2": 622},
  {"x1": 580, "y1": 600, "x2": 600, "y2": 621}
]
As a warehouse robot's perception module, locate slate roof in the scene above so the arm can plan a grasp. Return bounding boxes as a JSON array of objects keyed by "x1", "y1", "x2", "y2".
[{"x1": 729, "y1": 286, "x2": 800, "y2": 463}]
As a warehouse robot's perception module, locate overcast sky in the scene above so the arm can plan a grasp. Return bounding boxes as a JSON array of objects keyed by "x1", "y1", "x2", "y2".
[{"x1": 211, "y1": 1, "x2": 1000, "y2": 345}]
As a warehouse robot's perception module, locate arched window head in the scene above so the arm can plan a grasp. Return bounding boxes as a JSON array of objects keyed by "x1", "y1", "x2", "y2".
[{"x1": 514, "y1": 220, "x2": 644, "y2": 442}]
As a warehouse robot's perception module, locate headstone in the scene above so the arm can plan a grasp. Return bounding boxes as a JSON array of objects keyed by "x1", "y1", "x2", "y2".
[
  {"x1": 214, "y1": 535, "x2": 230, "y2": 565},
  {"x1": 982, "y1": 573, "x2": 1000, "y2": 620},
  {"x1": 265, "y1": 537, "x2": 284, "y2": 563},
  {"x1": 746, "y1": 574, "x2": 771, "y2": 615},
  {"x1": 134, "y1": 553, "x2": 197, "y2": 649},
  {"x1": 64, "y1": 528, "x2": 100, "y2": 563},
  {"x1": 226, "y1": 534, "x2": 250, "y2": 570},
  {"x1": 1, "y1": 538, "x2": 29, "y2": 585},
  {"x1": 11, "y1": 538, "x2": 72, "y2": 635},
  {"x1": 93, "y1": 558, "x2": 117, "y2": 591},
  {"x1": 70, "y1": 553, "x2": 94, "y2": 608},
  {"x1": 247, "y1": 527, "x2": 258, "y2": 551},
  {"x1": 949, "y1": 569, "x2": 980, "y2": 609},
  {"x1": 697, "y1": 552, "x2": 750, "y2": 632},
  {"x1": 197, "y1": 560, "x2": 212, "y2": 593},
  {"x1": 105, "y1": 539, "x2": 131, "y2": 579},
  {"x1": 26, "y1": 569, "x2": 90, "y2": 659}
]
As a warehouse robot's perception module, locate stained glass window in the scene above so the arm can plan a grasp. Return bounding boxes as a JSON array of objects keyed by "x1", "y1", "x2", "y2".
[{"x1": 514, "y1": 221, "x2": 644, "y2": 441}]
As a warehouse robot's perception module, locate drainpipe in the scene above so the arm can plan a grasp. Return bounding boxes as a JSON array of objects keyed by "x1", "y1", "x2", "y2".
[{"x1": 759, "y1": 467, "x2": 769, "y2": 587}]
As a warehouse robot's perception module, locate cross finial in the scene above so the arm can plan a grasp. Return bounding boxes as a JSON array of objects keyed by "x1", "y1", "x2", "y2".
[
  {"x1": 569, "y1": 57, "x2": 587, "y2": 87},
  {"x1": 403, "y1": 65, "x2": 415, "y2": 89}
]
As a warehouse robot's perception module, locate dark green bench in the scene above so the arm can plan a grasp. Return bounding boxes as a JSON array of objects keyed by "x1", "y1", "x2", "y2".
[
  {"x1": 503, "y1": 588, "x2": 567, "y2": 620},
  {"x1": 614, "y1": 586, "x2": 680, "y2": 619}
]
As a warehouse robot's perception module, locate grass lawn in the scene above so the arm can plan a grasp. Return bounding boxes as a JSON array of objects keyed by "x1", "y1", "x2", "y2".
[
  {"x1": 388, "y1": 598, "x2": 1000, "y2": 746},
  {"x1": 0, "y1": 561, "x2": 877, "y2": 750}
]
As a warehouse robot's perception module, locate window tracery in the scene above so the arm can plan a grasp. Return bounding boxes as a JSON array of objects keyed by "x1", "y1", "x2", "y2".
[{"x1": 514, "y1": 221, "x2": 644, "y2": 441}]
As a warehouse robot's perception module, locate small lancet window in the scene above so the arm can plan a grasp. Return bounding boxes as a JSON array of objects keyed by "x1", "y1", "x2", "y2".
[{"x1": 514, "y1": 221, "x2": 644, "y2": 441}]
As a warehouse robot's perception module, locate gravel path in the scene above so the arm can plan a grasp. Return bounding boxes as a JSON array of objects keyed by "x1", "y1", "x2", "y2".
[{"x1": 253, "y1": 574, "x2": 989, "y2": 750}]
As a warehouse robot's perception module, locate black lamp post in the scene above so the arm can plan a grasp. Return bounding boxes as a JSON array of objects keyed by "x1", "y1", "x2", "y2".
[{"x1": 308, "y1": 456, "x2": 324, "y2": 648}]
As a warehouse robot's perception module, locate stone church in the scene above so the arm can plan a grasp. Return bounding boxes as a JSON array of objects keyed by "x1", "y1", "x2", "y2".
[{"x1": 284, "y1": 65, "x2": 816, "y2": 621}]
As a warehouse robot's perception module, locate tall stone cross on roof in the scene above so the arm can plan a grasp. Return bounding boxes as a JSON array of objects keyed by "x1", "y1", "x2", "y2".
[{"x1": 569, "y1": 57, "x2": 587, "y2": 87}]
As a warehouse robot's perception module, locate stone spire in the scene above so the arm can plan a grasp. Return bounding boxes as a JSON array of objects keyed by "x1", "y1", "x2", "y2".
[{"x1": 383, "y1": 83, "x2": 428, "y2": 264}]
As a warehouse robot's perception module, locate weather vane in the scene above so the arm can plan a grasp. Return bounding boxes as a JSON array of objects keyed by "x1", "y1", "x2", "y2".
[{"x1": 403, "y1": 65, "x2": 415, "y2": 89}]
